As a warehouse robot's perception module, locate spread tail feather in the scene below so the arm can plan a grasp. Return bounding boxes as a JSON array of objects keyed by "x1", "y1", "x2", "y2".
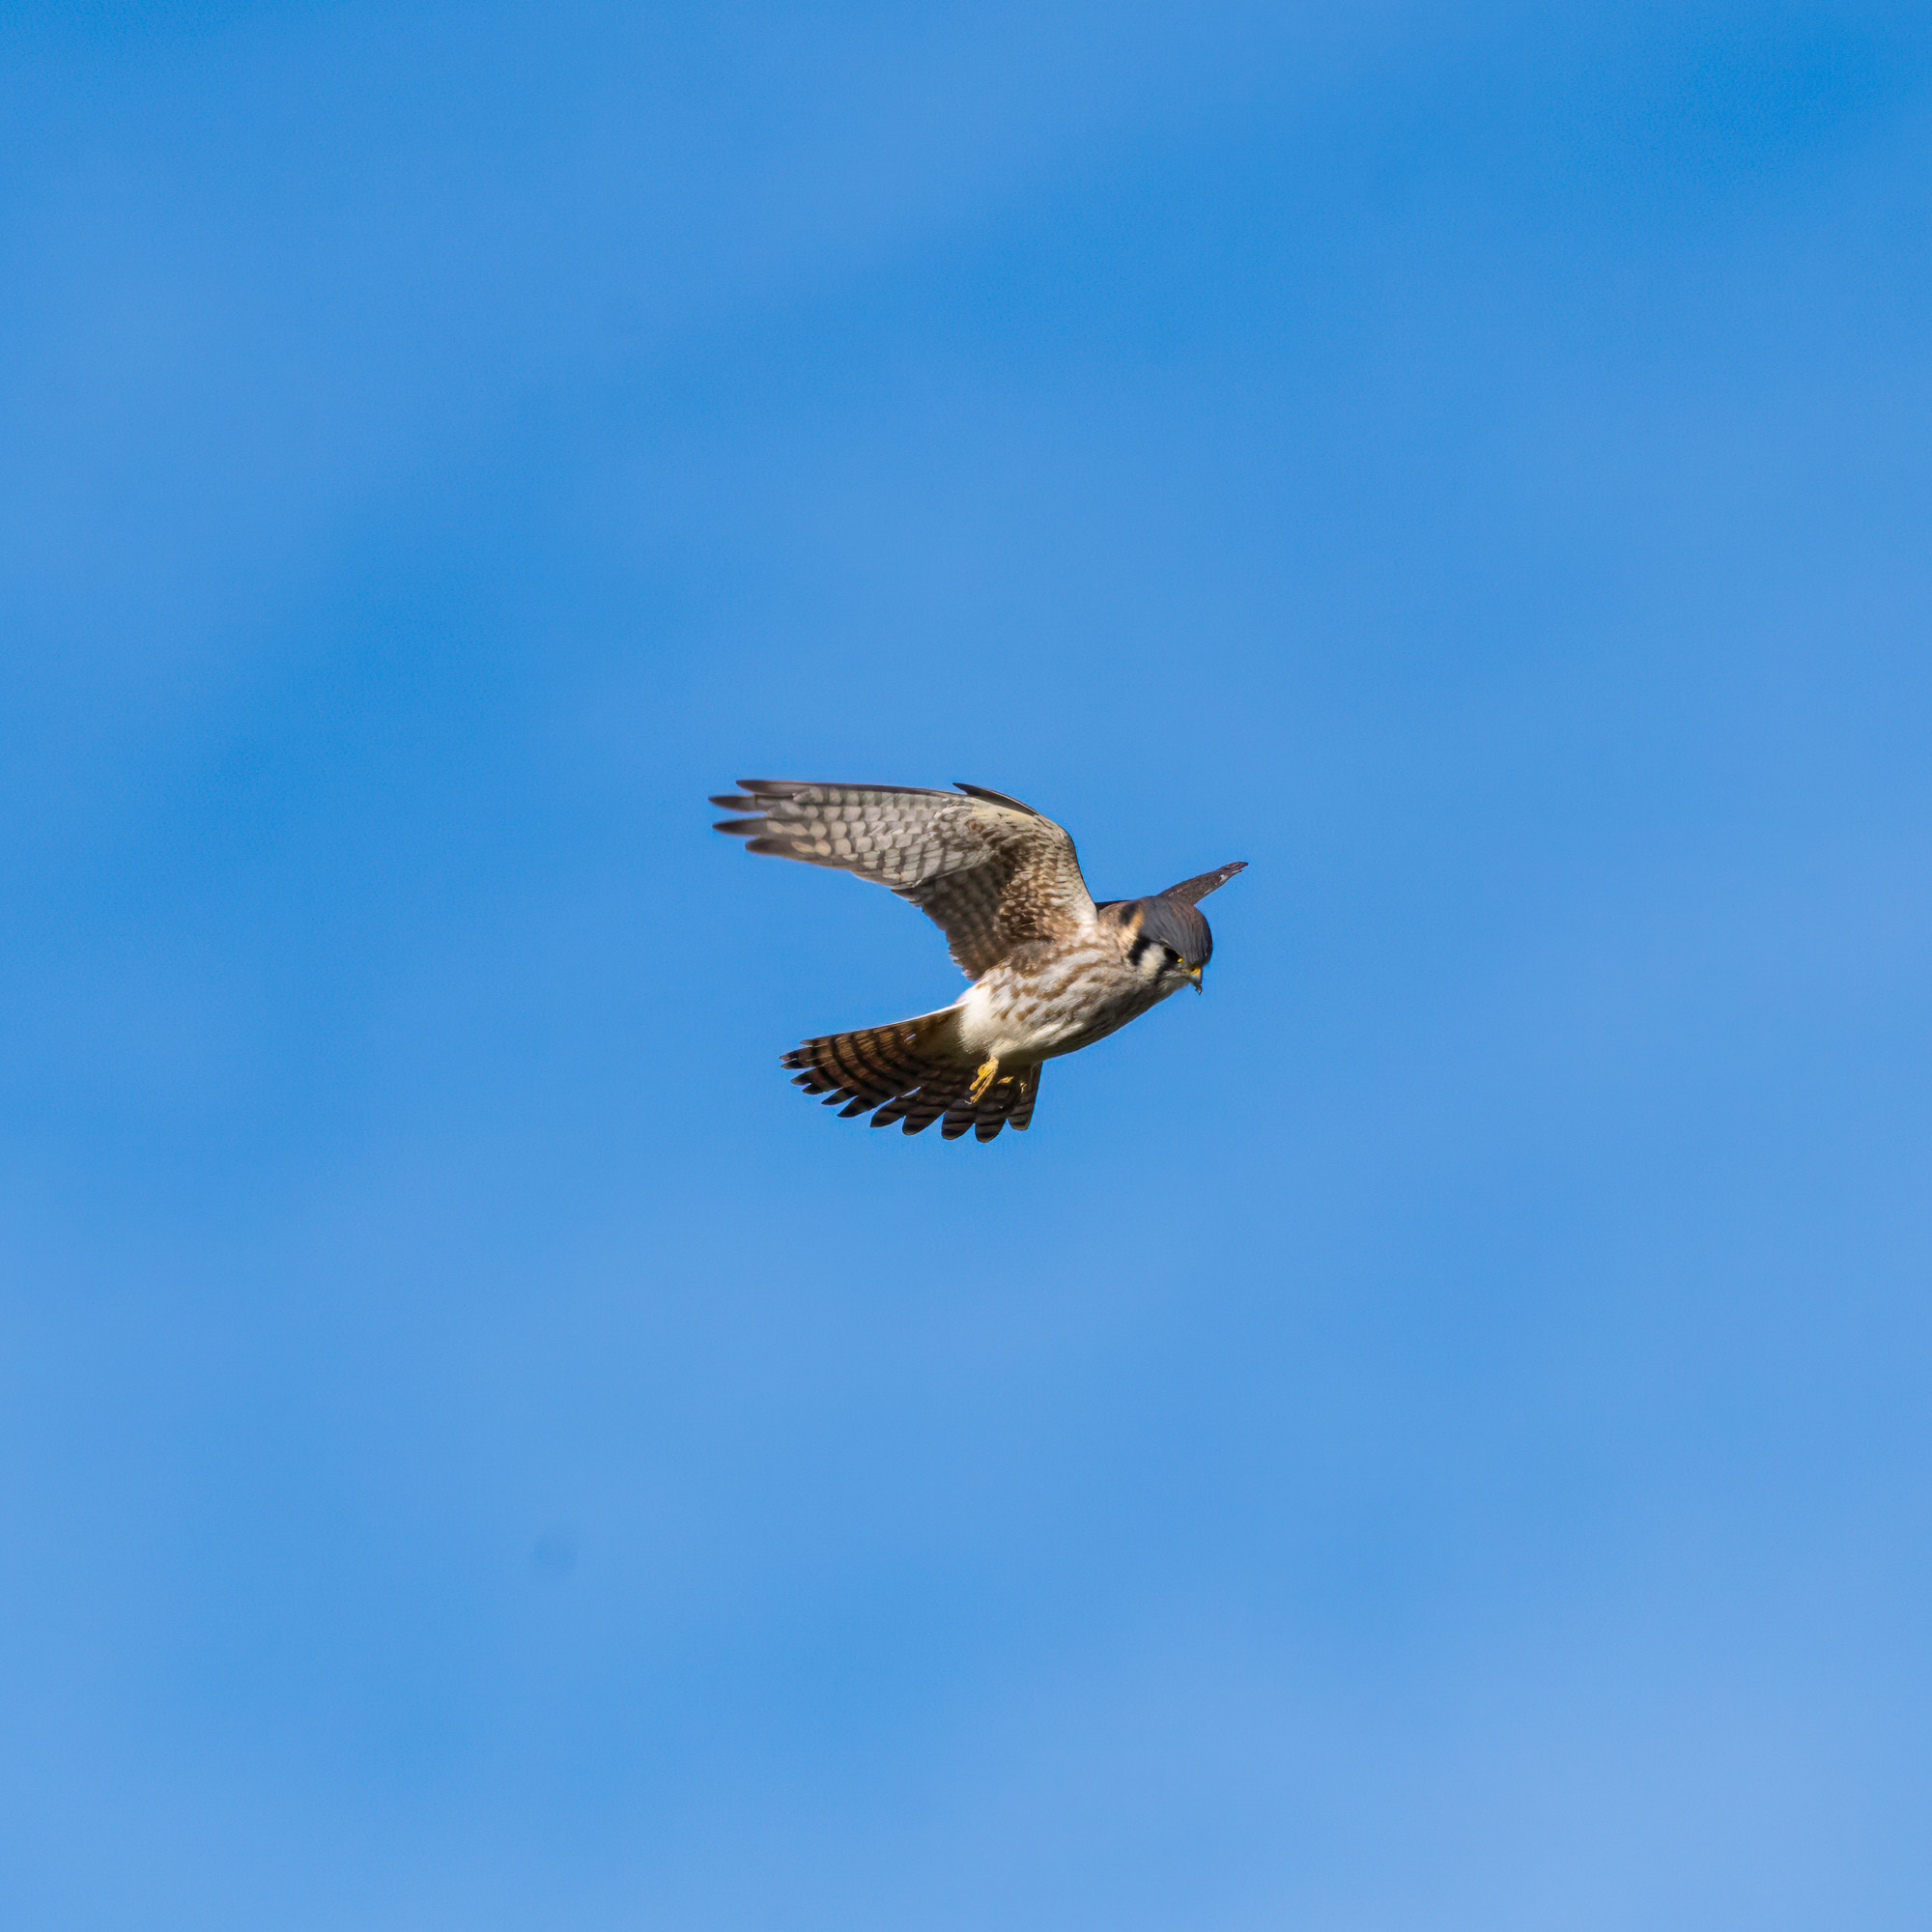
[{"x1": 782, "y1": 1013, "x2": 1042, "y2": 1142}]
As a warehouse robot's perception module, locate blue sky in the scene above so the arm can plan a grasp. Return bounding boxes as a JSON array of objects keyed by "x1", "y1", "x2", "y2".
[{"x1": 5, "y1": 2, "x2": 1930, "y2": 1925}]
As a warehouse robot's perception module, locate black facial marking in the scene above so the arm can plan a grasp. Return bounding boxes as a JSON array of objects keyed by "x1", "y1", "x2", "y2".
[{"x1": 1128, "y1": 935, "x2": 1151, "y2": 968}]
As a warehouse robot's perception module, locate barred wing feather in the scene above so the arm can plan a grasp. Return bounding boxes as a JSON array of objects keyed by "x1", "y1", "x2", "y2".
[{"x1": 710, "y1": 780, "x2": 1094, "y2": 980}]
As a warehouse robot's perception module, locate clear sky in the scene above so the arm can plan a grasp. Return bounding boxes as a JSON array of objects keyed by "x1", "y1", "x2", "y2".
[{"x1": 5, "y1": 3, "x2": 1930, "y2": 1926}]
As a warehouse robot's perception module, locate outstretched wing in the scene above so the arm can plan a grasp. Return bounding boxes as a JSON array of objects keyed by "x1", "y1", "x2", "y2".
[{"x1": 710, "y1": 780, "x2": 1094, "y2": 979}]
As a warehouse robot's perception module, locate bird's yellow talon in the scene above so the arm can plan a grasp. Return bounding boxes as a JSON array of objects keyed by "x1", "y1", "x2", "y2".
[{"x1": 968, "y1": 1058, "x2": 1001, "y2": 1103}]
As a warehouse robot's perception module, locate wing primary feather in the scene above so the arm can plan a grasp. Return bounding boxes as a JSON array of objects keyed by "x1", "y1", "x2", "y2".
[
  {"x1": 952, "y1": 782, "x2": 1043, "y2": 816},
  {"x1": 1157, "y1": 861, "x2": 1248, "y2": 906}
]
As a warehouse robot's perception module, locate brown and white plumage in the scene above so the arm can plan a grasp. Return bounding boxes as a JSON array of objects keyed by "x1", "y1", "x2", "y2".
[
  {"x1": 711, "y1": 780, "x2": 1242, "y2": 1142},
  {"x1": 710, "y1": 780, "x2": 1094, "y2": 979}
]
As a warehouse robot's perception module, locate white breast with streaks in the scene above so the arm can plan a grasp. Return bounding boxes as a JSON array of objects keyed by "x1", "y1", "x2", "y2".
[{"x1": 952, "y1": 933, "x2": 1179, "y2": 1064}]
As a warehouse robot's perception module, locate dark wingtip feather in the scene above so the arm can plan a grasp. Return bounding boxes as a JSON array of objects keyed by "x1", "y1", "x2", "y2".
[
  {"x1": 1159, "y1": 861, "x2": 1248, "y2": 906},
  {"x1": 952, "y1": 781, "x2": 1042, "y2": 817}
]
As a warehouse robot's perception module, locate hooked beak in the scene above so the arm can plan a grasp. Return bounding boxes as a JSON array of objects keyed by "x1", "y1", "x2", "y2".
[{"x1": 1186, "y1": 964, "x2": 1203, "y2": 992}]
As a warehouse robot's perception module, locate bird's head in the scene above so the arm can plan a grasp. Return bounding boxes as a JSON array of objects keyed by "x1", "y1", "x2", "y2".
[
  {"x1": 1119, "y1": 895, "x2": 1213, "y2": 992},
  {"x1": 1108, "y1": 861, "x2": 1244, "y2": 995}
]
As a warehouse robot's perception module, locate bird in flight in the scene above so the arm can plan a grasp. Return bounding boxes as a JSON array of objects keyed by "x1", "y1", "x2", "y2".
[{"x1": 711, "y1": 780, "x2": 1243, "y2": 1142}]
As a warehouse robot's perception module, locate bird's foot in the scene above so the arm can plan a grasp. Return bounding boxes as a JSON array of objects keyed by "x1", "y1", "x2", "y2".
[{"x1": 967, "y1": 1057, "x2": 1001, "y2": 1103}]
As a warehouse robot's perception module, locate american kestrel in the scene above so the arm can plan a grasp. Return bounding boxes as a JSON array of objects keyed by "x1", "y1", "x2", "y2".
[{"x1": 711, "y1": 780, "x2": 1244, "y2": 1142}]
